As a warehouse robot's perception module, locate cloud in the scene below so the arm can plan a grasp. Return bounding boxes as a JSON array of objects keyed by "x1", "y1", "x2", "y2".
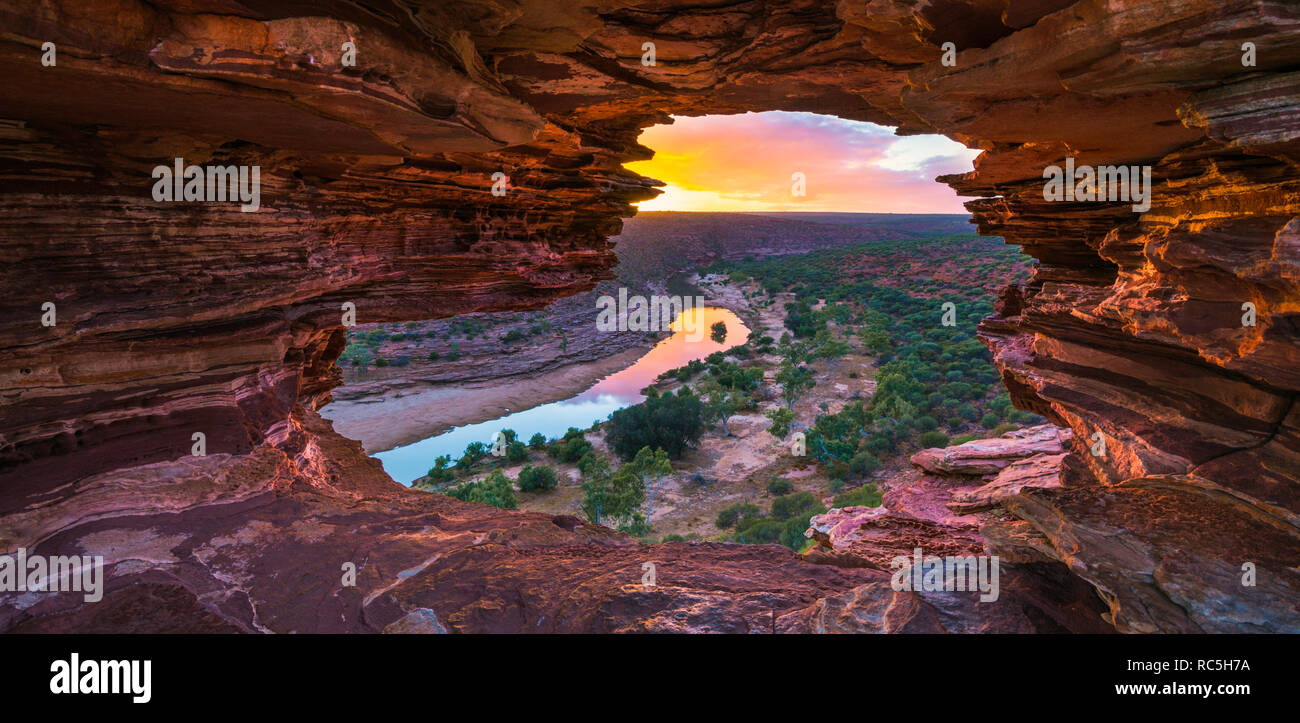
[{"x1": 624, "y1": 112, "x2": 980, "y2": 213}]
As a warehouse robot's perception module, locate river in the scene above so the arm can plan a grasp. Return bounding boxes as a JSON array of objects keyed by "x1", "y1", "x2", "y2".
[{"x1": 374, "y1": 306, "x2": 751, "y2": 484}]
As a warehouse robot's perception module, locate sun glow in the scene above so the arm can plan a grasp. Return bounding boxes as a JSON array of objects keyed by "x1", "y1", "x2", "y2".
[{"x1": 625, "y1": 112, "x2": 980, "y2": 213}]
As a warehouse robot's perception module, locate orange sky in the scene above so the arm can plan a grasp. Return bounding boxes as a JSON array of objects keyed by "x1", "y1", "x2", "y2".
[{"x1": 625, "y1": 112, "x2": 981, "y2": 213}]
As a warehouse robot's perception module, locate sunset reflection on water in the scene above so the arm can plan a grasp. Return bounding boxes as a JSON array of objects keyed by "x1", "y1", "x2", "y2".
[{"x1": 375, "y1": 307, "x2": 750, "y2": 484}]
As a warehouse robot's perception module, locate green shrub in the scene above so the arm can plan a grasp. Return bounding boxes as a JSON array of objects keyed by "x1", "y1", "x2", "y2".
[
  {"x1": 517, "y1": 464, "x2": 557, "y2": 492},
  {"x1": 767, "y1": 478, "x2": 793, "y2": 496},
  {"x1": 735, "y1": 518, "x2": 783, "y2": 544},
  {"x1": 918, "y1": 431, "x2": 950, "y2": 448},
  {"x1": 506, "y1": 440, "x2": 528, "y2": 463},
  {"x1": 447, "y1": 470, "x2": 517, "y2": 509},
  {"x1": 771, "y1": 491, "x2": 818, "y2": 520},
  {"x1": 779, "y1": 507, "x2": 824, "y2": 551},
  {"x1": 547, "y1": 428, "x2": 593, "y2": 463},
  {"x1": 832, "y1": 484, "x2": 882, "y2": 509},
  {"x1": 715, "y1": 502, "x2": 760, "y2": 529},
  {"x1": 617, "y1": 516, "x2": 651, "y2": 536}
]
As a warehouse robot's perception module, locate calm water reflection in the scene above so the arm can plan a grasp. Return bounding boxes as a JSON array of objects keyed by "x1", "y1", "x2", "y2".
[{"x1": 376, "y1": 307, "x2": 750, "y2": 484}]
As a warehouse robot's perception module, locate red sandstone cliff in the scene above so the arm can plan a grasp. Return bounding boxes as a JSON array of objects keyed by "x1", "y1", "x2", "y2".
[{"x1": 1, "y1": 0, "x2": 1298, "y2": 633}]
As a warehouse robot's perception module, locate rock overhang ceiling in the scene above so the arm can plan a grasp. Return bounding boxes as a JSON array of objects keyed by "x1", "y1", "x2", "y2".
[{"x1": 0, "y1": 0, "x2": 1298, "y2": 632}]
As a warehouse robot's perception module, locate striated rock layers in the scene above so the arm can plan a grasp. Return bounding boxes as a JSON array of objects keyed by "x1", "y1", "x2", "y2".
[{"x1": 2, "y1": 0, "x2": 1298, "y2": 632}]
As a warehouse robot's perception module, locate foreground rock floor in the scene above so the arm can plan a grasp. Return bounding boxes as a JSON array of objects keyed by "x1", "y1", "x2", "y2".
[
  {"x1": 2, "y1": 414, "x2": 1123, "y2": 633},
  {"x1": 0, "y1": 417, "x2": 1154, "y2": 633}
]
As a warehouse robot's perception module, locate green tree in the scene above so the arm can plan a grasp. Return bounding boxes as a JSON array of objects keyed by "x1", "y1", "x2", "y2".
[
  {"x1": 765, "y1": 407, "x2": 795, "y2": 438},
  {"x1": 579, "y1": 454, "x2": 646, "y2": 529},
  {"x1": 858, "y1": 323, "x2": 890, "y2": 354},
  {"x1": 775, "y1": 361, "x2": 815, "y2": 410},
  {"x1": 455, "y1": 441, "x2": 488, "y2": 471},
  {"x1": 848, "y1": 451, "x2": 880, "y2": 479},
  {"x1": 424, "y1": 455, "x2": 454, "y2": 485},
  {"x1": 626, "y1": 446, "x2": 672, "y2": 515},
  {"x1": 812, "y1": 330, "x2": 851, "y2": 369},
  {"x1": 700, "y1": 380, "x2": 749, "y2": 437},
  {"x1": 605, "y1": 387, "x2": 706, "y2": 460},
  {"x1": 710, "y1": 320, "x2": 727, "y2": 343}
]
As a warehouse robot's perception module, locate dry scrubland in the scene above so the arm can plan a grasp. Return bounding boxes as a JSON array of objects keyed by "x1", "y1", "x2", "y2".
[{"x1": 406, "y1": 230, "x2": 1039, "y2": 549}]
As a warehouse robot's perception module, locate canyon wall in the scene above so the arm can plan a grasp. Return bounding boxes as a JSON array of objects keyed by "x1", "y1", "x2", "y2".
[{"x1": 1, "y1": 0, "x2": 1297, "y2": 632}]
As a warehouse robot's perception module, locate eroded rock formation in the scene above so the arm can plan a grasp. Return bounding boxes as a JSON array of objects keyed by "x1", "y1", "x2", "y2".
[{"x1": 2, "y1": 0, "x2": 1298, "y2": 632}]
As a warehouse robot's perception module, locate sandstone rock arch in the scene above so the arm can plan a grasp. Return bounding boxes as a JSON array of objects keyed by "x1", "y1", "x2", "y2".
[{"x1": 0, "y1": 0, "x2": 1297, "y2": 632}]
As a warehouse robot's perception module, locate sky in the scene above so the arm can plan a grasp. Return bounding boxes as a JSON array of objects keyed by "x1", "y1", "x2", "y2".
[{"x1": 625, "y1": 112, "x2": 981, "y2": 214}]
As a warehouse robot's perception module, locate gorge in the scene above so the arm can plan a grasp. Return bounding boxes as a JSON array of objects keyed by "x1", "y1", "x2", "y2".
[{"x1": 1, "y1": 0, "x2": 1298, "y2": 633}]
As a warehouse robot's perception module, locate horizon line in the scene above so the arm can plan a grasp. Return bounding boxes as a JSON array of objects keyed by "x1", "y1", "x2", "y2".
[{"x1": 629, "y1": 210, "x2": 973, "y2": 216}]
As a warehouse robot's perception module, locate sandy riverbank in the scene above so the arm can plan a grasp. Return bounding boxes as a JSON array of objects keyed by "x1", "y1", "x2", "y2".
[
  {"x1": 320, "y1": 344, "x2": 653, "y2": 453},
  {"x1": 322, "y1": 278, "x2": 744, "y2": 455}
]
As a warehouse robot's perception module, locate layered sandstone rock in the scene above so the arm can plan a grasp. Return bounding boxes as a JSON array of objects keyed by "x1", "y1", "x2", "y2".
[
  {"x1": 910, "y1": 424, "x2": 1069, "y2": 476},
  {"x1": 947, "y1": 452, "x2": 1066, "y2": 513},
  {"x1": 1, "y1": 0, "x2": 1298, "y2": 632},
  {"x1": 799, "y1": 453, "x2": 1112, "y2": 633}
]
